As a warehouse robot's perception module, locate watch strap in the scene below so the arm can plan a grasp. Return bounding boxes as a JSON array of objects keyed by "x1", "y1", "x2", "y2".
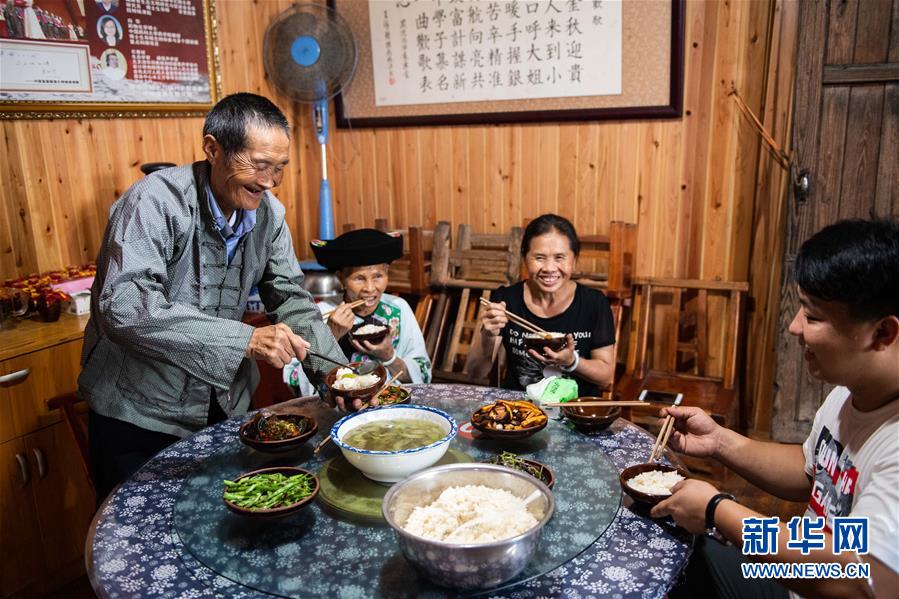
[{"x1": 705, "y1": 492, "x2": 736, "y2": 535}]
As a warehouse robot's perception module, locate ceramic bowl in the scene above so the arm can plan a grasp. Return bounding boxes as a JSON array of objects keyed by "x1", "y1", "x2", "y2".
[
  {"x1": 482, "y1": 456, "x2": 556, "y2": 489},
  {"x1": 470, "y1": 402, "x2": 548, "y2": 440},
  {"x1": 330, "y1": 404, "x2": 457, "y2": 483},
  {"x1": 619, "y1": 463, "x2": 689, "y2": 507},
  {"x1": 351, "y1": 323, "x2": 390, "y2": 345},
  {"x1": 223, "y1": 466, "x2": 319, "y2": 518},
  {"x1": 373, "y1": 385, "x2": 412, "y2": 407},
  {"x1": 325, "y1": 362, "x2": 388, "y2": 402},
  {"x1": 238, "y1": 413, "x2": 317, "y2": 453},
  {"x1": 522, "y1": 332, "x2": 567, "y2": 354},
  {"x1": 382, "y1": 463, "x2": 555, "y2": 590},
  {"x1": 561, "y1": 397, "x2": 621, "y2": 434}
]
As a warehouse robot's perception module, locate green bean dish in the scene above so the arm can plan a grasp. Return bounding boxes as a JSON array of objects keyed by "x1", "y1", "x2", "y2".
[{"x1": 223, "y1": 472, "x2": 315, "y2": 510}]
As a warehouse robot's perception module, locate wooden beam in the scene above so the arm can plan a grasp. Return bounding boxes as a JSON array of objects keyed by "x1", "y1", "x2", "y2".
[{"x1": 822, "y1": 63, "x2": 899, "y2": 84}]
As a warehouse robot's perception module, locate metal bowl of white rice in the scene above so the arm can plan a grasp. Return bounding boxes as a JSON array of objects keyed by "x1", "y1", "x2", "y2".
[{"x1": 382, "y1": 463, "x2": 555, "y2": 590}]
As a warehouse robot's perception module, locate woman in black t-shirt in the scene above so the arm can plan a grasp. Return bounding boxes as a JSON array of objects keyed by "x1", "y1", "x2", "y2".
[{"x1": 467, "y1": 214, "x2": 616, "y2": 397}]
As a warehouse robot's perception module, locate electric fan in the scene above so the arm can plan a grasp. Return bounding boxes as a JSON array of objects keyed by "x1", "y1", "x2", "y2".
[{"x1": 263, "y1": 3, "x2": 357, "y2": 241}]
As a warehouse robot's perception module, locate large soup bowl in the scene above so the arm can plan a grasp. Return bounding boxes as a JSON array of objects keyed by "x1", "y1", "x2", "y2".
[
  {"x1": 382, "y1": 463, "x2": 555, "y2": 590},
  {"x1": 330, "y1": 405, "x2": 457, "y2": 483}
]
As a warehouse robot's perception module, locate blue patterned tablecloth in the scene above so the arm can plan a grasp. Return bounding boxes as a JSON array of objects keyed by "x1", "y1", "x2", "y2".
[{"x1": 87, "y1": 384, "x2": 692, "y2": 599}]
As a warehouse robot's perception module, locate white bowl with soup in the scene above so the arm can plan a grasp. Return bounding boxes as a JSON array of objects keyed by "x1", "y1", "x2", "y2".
[{"x1": 330, "y1": 405, "x2": 457, "y2": 483}]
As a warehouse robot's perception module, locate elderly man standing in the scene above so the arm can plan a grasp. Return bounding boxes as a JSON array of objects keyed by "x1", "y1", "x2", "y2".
[{"x1": 79, "y1": 92, "x2": 345, "y2": 502}]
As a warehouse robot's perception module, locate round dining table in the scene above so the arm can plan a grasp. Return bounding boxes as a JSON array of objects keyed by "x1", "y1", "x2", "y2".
[{"x1": 87, "y1": 384, "x2": 693, "y2": 598}]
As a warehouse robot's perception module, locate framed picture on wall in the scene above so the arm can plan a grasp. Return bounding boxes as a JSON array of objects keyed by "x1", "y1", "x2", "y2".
[
  {"x1": 0, "y1": 0, "x2": 221, "y2": 119},
  {"x1": 332, "y1": 0, "x2": 684, "y2": 128}
]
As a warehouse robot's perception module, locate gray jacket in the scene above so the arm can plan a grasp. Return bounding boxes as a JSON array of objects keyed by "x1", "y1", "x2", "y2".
[{"x1": 78, "y1": 161, "x2": 343, "y2": 437}]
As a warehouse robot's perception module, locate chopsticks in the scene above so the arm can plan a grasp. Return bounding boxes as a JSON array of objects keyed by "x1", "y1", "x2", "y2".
[
  {"x1": 649, "y1": 395, "x2": 683, "y2": 462},
  {"x1": 477, "y1": 297, "x2": 549, "y2": 338},
  {"x1": 649, "y1": 416, "x2": 675, "y2": 462},
  {"x1": 543, "y1": 401, "x2": 656, "y2": 408},
  {"x1": 321, "y1": 299, "x2": 367, "y2": 323}
]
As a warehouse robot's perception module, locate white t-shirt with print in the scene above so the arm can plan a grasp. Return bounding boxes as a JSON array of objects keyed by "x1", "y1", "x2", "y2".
[{"x1": 802, "y1": 386, "x2": 899, "y2": 573}]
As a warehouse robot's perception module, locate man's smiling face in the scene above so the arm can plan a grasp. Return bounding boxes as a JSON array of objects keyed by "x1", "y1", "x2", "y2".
[{"x1": 203, "y1": 123, "x2": 289, "y2": 218}]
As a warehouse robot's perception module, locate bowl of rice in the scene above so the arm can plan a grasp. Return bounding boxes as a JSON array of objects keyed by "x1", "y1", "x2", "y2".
[
  {"x1": 619, "y1": 463, "x2": 689, "y2": 506},
  {"x1": 325, "y1": 362, "x2": 387, "y2": 404},
  {"x1": 522, "y1": 331, "x2": 567, "y2": 354},
  {"x1": 331, "y1": 405, "x2": 457, "y2": 483},
  {"x1": 351, "y1": 323, "x2": 390, "y2": 344},
  {"x1": 382, "y1": 463, "x2": 554, "y2": 590}
]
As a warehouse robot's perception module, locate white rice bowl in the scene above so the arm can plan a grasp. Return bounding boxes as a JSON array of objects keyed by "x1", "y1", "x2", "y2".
[
  {"x1": 354, "y1": 324, "x2": 387, "y2": 335},
  {"x1": 332, "y1": 367, "x2": 381, "y2": 391},
  {"x1": 626, "y1": 469, "x2": 685, "y2": 495},
  {"x1": 522, "y1": 331, "x2": 565, "y2": 339}
]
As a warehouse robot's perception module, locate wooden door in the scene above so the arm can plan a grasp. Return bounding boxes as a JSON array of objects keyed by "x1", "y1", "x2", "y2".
[
  {"x1": 772, "y1": 0, "x2": 899, "y2": 441},
  {"x1": 0, "y1": 438, "x2": 44, "y2": 596}
]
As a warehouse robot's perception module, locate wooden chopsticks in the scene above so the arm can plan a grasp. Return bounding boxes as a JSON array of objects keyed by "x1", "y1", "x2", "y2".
[
  {"x1": 649, "y1": 416, "x2": 675, "y2": 462},
  {"x1": 477, "y1": 297, "x2": 549, "y2": 338},
  {"x1": 649, "y1": 396, "x2": 683, "y2": 462},
  {"x1": 543, "y1": 401, "x2": 652, "y2": 408},
  {"x1": 321, "y1": 298, "x2": 366, "y2": 323}
]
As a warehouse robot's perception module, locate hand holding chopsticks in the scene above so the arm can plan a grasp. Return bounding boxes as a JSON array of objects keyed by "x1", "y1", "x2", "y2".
[
  {"x1": 648, "y1": 394, "x2": 684, "y2": 462},
  {"x1": 477, "y1": 297, "x2": 550, "y2": 338},
  {"x1": 322, "y1": 298, "x2": 367, "y2": 323}
]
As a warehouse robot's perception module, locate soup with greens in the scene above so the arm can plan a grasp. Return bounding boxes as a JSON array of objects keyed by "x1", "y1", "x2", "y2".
[{"x1": 343, "y1": 419, "x2": 445, "y2": 451}]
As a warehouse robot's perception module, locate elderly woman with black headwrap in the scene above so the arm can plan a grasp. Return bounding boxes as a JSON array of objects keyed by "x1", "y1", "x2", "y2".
[{"x1": 284, "y1": 229, "x2": 432, "y2": 399}]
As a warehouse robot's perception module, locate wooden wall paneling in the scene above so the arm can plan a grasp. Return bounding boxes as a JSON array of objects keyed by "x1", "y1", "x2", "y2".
[
  {"x1": 825, "y1": 0, "x2": 859, "y2": 64},
  {"x1": 501, "y1": 126, "x2": 519, "y2": 231},
  {"x1": 853, "y1": 0, "x2": 892, "y2": 62},
  {"x1": 359, "y1": 126, "x2": 378, "y2": 221},
  {"x1": 746, "y1": 0, "x2": 799, "y2": 434},
  {"x1": 468, "y1": 126, "x2": 486, "y2": 230},
  {"x1": 374, "y1": 129, "x2": 394, "y2": 227},
  {"x1": 838, "y1": 86, "x2": 886, "y2": 219},
  {"x1": 816, "y1": 87, "x2": 851, "y2": 227},
  {"x1": 557, "y1": 123, "x2": 579, "y2": 223},
  {"x1": 538, "y1": 126, "x2": 561, "y2": 216},
  {"x1": 519, "y1": 126, "x2": 540, "y2": 229},
  {"x1": 873, "y1": 84, "x2": 898, "y2": 216},
  {"x1": 684, "y1": 0, "x2": 720, "y2": 279},
  {"x1": 451, "y1": 127, "x2": 470, "y2": 229}
]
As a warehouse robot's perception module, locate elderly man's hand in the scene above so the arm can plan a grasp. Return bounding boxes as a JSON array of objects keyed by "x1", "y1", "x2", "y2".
[{"x1": 245, "y1": 324, "x2": 309, "y2": 368}]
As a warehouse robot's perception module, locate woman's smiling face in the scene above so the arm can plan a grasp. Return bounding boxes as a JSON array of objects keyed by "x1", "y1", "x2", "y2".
[{"x1": 524, "y1": 231, "x2": 576, "y2": 294}]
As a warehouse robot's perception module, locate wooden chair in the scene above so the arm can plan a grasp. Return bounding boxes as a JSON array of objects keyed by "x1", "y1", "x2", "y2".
[
  {"x1": 45, "y1": 393, "x2": 94, "y2": 494},
  {"x1": 342, "y1": 219, "x2": 437, "y2": 296},
  {"x1": 520, "y1": 220, "x2": 638, "y2": 301},
  {"x1": 616, "y1": 278, "x2": 750, "y2": 430},
  {"x1": 430, "y1": 223, "x2": 524, "y2": 290}
]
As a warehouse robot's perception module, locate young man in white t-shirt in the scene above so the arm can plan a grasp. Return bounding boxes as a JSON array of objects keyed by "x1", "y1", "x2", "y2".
[{"x1": 654, "y1": 219, "x2": 898, "y2": 599}]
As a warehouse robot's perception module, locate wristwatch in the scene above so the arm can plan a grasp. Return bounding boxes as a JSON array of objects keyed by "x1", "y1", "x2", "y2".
[{"x1": 705, "y1": 492, "x2": 736, "y2": 543}]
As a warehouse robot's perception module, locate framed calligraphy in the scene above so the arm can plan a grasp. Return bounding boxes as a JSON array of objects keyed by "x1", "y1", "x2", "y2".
[
  {"x1": 333, "y1": 0, "x2": 684, "y2": 128},
  {"x1": 0, "y1": 0, "x2": 221, "y2": 119}
]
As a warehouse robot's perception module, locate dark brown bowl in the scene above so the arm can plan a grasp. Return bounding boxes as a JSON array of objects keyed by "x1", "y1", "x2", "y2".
[
  {"x1": 223, "y1": 466, "x2": 319, "y2": 518},
  {"x1": 373, "y1": 384, "x2": 412, "y2": 407},
  {"x1": 470, "y1": 403, "x2": 549, "y2": 440},
  {"x1": 239, "y1": 414, "x2": 317, "y2": 453},
  {"x1": 325, "y1": 362, "x2": 388, "y2": 401},
  {"x1": 523, "y1": 332, "x2": 567, "y2": 354},
  {"x1": 351, "y1": 324, "x2": 390, "y2": 345},
  {"x1": 561, "y1": 397, "x2": 621, "y2": 434},
  {"x1": 619, "y1": 463, "x2": 689, "y2": 507},
  {"x1": 482, "y1": 457, "x2": 556, "y2": 489}
]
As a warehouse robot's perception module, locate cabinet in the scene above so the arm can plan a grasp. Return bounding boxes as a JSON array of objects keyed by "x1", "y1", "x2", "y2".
[{"x1": 0, "y1": 318, "x2": 94, "y2": 598}]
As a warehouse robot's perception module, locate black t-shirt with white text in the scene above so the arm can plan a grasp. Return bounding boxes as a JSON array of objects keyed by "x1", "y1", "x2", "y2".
[{"x1": 490, "y1": 282, "x2": 615, "y2": 397}]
